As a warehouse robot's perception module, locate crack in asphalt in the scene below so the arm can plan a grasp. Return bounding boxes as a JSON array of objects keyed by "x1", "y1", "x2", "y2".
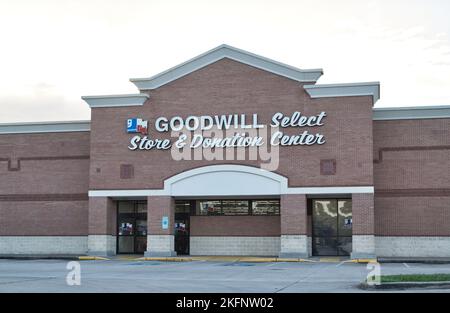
[
  {"x1": 0, "y1": 276, "x2": 57, "y2": 285},
  {"x1": 274, "y1": 263, "x2": 336, "y2": 293}
]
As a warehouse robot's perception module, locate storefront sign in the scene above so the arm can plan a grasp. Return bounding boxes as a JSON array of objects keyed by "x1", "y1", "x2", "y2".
[
  {"x1": 127, "y1": 118, "x2": 148, "y2": 135},
  {"x1": 127, "y1": 111, "x2": 327, "y2": 150}
]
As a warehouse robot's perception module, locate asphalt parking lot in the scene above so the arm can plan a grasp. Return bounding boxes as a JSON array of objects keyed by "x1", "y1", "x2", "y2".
[{"x1": 1, "y1": 259, "x2": 450, "y2": 293}]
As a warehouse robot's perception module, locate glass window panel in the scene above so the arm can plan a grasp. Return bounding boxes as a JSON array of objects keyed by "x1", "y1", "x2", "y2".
[
  {"x1": 222, "y1": 200, "x2": 249, "y2": 215},
  {"x1": 134, "y1": 236, "x2": 147, "y2": 254},
  {"x1": 118, "y1": 219, "x2": 134, "y2": 235},
  {"x1": 117, "y1": 200, "x2": 149, "y2": 254},
  {"x1": 174, "y1": 214, "x2": 190, "y2": 255},
  {"x1": 252, "y1": 200, "x2": 280, "y2": 215},
  {"x1": 198, "y1": 201, "x2": 222, "y2": 215},
  {"x1": 118, "y1": 201, "x2": 134, "y2": 213},
  {"x1": 312, "y1": 200, "x2": 338, "y2": 237},
  {"x1": 337, "y1": 200, "x2": 352, "y2": 237},
  {"x1": 175, "y1": 201, "x2": 191, "y2": 213},
  {"x1": 311, "y1": 199, "x2": 354, "y2": 256},
  {"x1": 313, "y1": 237, "x2": 338, "y2": 256},
  {"x1": 118, "y1": 236, "x2": 134, "y2": 253},
  {"x1": 337, "y1": 237, "x2": 352, "y2": 256},
  {"x1": 136, "y1": 219, "x2": 147, "y2": 236},
  {"x1": 136, "y1": 202, "x2": 147, "y2": 213}
]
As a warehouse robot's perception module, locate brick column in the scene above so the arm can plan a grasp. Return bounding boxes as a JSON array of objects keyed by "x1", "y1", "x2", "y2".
[
  {"x1": 351, "y1": 193, "x2": 376, "y2": 259},
  {"x1": 88, "y1": 197, "x2": 116, "y2": 256},
  {"x1": 279, "y1": 194, "x2": 308, "y2": 258},
  {"x1": 145, "y1": 196, "x2": 176, "y2": 257}
]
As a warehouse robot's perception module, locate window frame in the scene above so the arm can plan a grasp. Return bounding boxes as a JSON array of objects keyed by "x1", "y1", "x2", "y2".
[
  {"x1": 116, "y1": 200, "x2": 147, "y2": 254},
  {"x1": 192, "y1": 199, "x2": 280, "y2": 216},
  {"x1": 250, "y1": 199, "x2": 281, "y2": 216}
]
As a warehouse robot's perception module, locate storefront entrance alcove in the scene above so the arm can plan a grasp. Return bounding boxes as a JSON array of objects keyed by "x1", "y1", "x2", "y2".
[
  {"x1": 174, "y1": 200, "x2": 195, "y2": 255},
  {"x1": 117, "y1": 201, "x2": 147, "y2": 254},
  {"x1": 311, "y1": 199, "x2": 353, "y2": 256}
]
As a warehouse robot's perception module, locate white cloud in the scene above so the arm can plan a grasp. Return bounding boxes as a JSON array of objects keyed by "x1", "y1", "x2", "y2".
[{"x1": 0, "y1": 0, "x2": 449, "y2": 122}]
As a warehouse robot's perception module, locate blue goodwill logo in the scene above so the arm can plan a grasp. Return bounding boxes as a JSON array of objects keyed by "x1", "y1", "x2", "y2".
[{"x1": 127, "y1": 118, "x2": 148, "y2": 135}]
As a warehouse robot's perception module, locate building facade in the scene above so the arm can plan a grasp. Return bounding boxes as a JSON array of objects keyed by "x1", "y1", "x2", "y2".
[{"x1": 1, "y1": 45, "x2": 449, "y2": 259}]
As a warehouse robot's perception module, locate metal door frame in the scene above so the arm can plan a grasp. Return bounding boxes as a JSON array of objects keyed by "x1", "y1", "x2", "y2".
[
  {"x1": 116, "y1": 200, "x2": 147, "y2": 254},
  {"x1": 174, "y1": 212, "x2": 191, "y2": 255},
  {"x1": 311, "y1": 198, "x2": 352, "y2": 256},
  {"x1": 174, "y1": 200, "x2": 195, "y2": 255}
]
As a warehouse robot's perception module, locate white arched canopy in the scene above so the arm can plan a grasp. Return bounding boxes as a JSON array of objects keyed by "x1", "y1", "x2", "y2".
[
  {"x1": 88, "y1": 164, "x2": 374, "y2": 198},
  {"x1": 164, "y1": 165, "x2": 288, "y2": 197}
]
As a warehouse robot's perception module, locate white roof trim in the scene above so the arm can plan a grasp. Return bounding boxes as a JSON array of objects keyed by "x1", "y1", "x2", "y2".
[
  {"x1": 285, "y1": 186, "x2": 374, "y2": 195},
  {"x1": 88, "y1": 164, "x2": 373, "y2": 197},
  {"x1": 304, "y1": 82, "x2": 380, "y2": 104},
  {"x1": 88, "y1": 186, "x2": 374, "y2": 197},
  {"x1": 129, "y1": 44, "x2": 324, "y2": 90},
  {"x1": 0, "y1": 120, "x2": 90, "y2": 134},
  {"x1": 373, "y1": 105, "x2": 450, "y2": 120},
  {"x1": 81, "y1": 93, "x2": 149, "y2": 108}
]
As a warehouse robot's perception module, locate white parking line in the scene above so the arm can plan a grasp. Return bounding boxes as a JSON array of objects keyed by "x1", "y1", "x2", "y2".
[
  {"x1": 403, "y1": 263, "x2": 411, "y2": 268},
  {"x1": 267, "y1": 262, "x2": 278, "y2": 267}
]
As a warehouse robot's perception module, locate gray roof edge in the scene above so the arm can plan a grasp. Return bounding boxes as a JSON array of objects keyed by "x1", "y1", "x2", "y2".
[
  {"x1": 129, "y1": 44, "x2": 323, "y2": 89},
  {"x1": 81, "y1": 93, "x2": 149, "y2": 100},
  {"x1": 304, "y1": 82, "x2": 380, "y2": 104},
  {"x1": 81, "y1": 93, "x2": 149, "y2": 108},
  {"x1": 0, "y1": 120, "x2": 91, "y2": 134},
  {"x1": 373, "y1": 105, "x2": 450, "y2": 120},
  {"x1": 373, "y1": 105, "x2": 450, "y2": 111},
  {"x1": 304, "y1": 81, "x2": 380, "y2": 89}
]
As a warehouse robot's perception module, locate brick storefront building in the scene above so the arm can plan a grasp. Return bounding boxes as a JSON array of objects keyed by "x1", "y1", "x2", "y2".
[{"x1": 1, "y1": 45, "x2": 449, "y2": 259}]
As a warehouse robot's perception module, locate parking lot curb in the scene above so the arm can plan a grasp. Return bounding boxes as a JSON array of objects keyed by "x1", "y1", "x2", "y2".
[
  {"x1": 133, "y1": 256, "x2": 322, "y2": 263},
  {"x1": 78, "y1": 256, "x2": 110, "y2": 261},
  {"x1": 236, "y1": 257, "x2": 278, "y2": 263},
  {"x1": 344, "y1": 259, "x2": 378, "y2": 264},
  {"x1": 359, "y1": 281, "x2": 450, "y2": 290},
  {"x1": 378, "y1": 258, "x2": 450, "y2": 264},
  {"x1": 0, "y1": 255, "x2": 80, "y2": 260},
  {"x1": 136, "y1": 257, "x2": 193, "y2": 262}
]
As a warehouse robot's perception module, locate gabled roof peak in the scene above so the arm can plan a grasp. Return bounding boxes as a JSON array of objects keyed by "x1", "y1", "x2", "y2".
[{"x1": 129, "y1": 44, "x2": 323, "y2": 90}]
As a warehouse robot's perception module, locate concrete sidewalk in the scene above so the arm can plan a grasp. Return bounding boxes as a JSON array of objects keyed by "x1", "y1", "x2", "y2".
[
  {"x1": 109, "y1": 255, "x2": 376, "y2": 264},
  {"x1": 0, "y1": 254, "x2": 377, "y2": 264},
  {"x1": 5, "y1": 254, "x2": 449, "y2": 265}
]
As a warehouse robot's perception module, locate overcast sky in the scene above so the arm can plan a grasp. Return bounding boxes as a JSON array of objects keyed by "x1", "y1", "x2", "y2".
[{"x1": 1, "y1": 0, "x2": 449, "y2": 122}]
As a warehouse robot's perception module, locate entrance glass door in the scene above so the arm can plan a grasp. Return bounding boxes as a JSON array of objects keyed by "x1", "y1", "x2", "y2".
[
  {"x1": 174, "y1": 201, "x2": 193, "y2": 255},
  {"x1": 312, "y1": 199, "x2": 352, "y2": 256},
  {"x1": 117, "y1": 201, "x2": 147, "y2": 254}
]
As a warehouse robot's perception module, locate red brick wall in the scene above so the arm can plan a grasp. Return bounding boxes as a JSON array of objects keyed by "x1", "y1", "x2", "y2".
[
  {"x1": 0, "y1": 132, "x2": 90, "y2": 194},
  {"x1": 375, "y1": 197, "x2": 450, "y2": 236},
  {"x1": 147, "y1": 196, "x2": 174, "y2": 235},
  {"x1": 0, "y1": 131, "x2": 90, "y2": 236},
  {"x1": 89, "y1": 59, "x2": 374, "y2": 190},
  {"x1": 88, "y1": 197, "x2": 116, "y2": 235},
  {"x1": 373, "y1": 119, "x2": 450, "y2": 190},
  {"x1": 190, "y1": 216, "x2": 280, "y2": 236},
  {"x1": 352, "y1": 193, "x2": 375, "y2": 235},
  {"x1": 0, "y1": 200, "x2": 88, "y2": 236},
  {"x1": 281, "y1": 194, "x2": 307, "y2": 235},
  {"x1": 373, "y1": 119, "x2": 450, "y2": 236}
]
